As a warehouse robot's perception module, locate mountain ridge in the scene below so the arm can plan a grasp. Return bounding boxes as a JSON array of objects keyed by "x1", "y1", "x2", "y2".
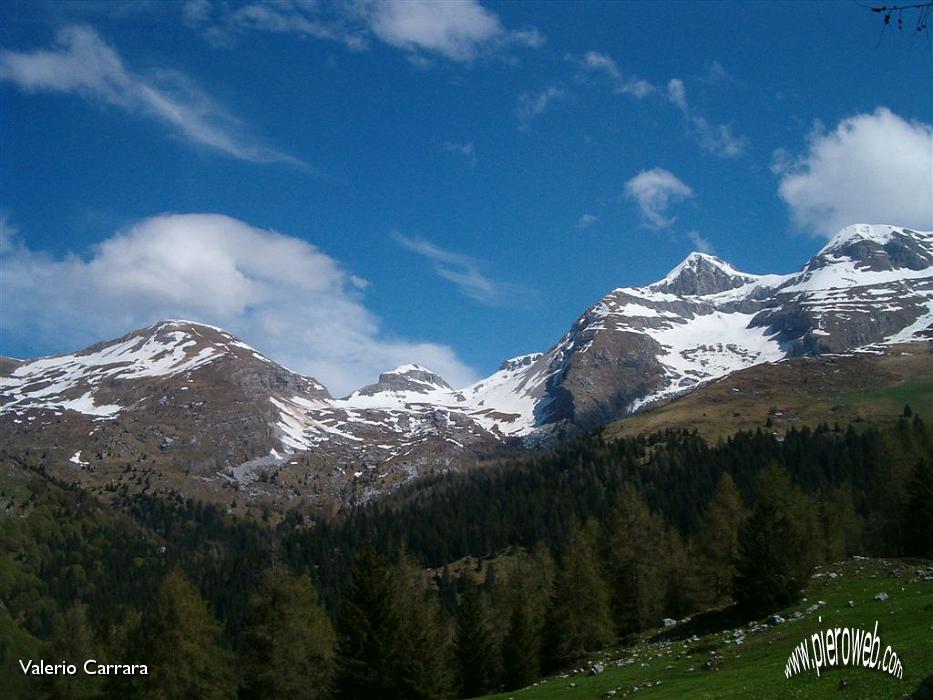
[{"x1": 2, "y1": 223, "x2": 931, "y2": 510}]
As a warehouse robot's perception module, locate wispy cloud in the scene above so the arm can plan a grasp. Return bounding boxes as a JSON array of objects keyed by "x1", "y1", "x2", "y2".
[
  {"x1": 516, "y1": 85, "x2": 567, "y2": 130},
  {"x1": 361, "y1": 0, "x2": 543, "y2": 62},
  {"x1": 569, "y1": 51, "x2": 654, "y2": 98},
  {"x1": 392, "y1": 232, "x2": 528, "y2": 305},
  {"x1": 666, "y1": 78, "x2": 747, "y2": 158},
  {"x1": 624, "y1": 168, "x2": 694, "y2": 229},
  {"x1": 442, "y1": 141, "x2": 477, "y2": 167},
  {"x1": 698, "y1": 60, "x2": 731, "y2": 85},
  {"x1": 185, "y1": 0, "x2": 543, "y2": 63},
  {"x1": 666, "y1": 78, "x2": 687, "y2": 111},
  {"x1": 0, "y1": 25, "x2": 302, "y2": 166},
  {"x1": 0, "y1": 213, "x2": 478, "y2": 394},
  {"x1": 687, "y1": 230, "x2": 715, "y2": 254},
  {"x1": 191, "y1": 0, "x2": 366, "y2": 50},
  {"x1": 579, "y1": 50, "x2": 620, "y2": 80},
  {"x1": 575, "y1": 213, "x2": 599, "y2": 229},
  {"x1": 182, "y1": 0, "x2": 212, "y2": 27}
]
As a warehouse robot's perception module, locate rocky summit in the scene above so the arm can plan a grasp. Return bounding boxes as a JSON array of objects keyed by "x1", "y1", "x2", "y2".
[{"x1": 2, "y1": 224, "x2": 930, "y2": 512}]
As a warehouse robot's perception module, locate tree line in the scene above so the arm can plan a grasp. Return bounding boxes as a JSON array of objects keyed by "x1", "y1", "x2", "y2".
[{"x1": 1, "y1": 410, "x2": 930, "y2": 698}]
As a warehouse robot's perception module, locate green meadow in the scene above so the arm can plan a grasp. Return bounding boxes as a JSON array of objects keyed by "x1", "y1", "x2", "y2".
[{"x1": 481, "y1": 558, "x2": 933, "y2": 700}]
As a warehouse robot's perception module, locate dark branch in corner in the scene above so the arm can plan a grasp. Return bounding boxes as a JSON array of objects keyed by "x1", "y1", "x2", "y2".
[{"x1": 870, "y1": 2, "x2": 933, "y2": 32}]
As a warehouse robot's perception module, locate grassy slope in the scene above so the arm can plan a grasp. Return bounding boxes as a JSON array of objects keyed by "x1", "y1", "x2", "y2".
[
  {"x1": 481, "y1": 559, "x2": 933, "y2": 700},
  {"x1": 609, "y1": 344, "x2": 933, "y2": 443}
]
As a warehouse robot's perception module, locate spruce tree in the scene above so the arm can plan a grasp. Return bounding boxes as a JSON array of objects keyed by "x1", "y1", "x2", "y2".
[
  {"x1": 453, "y1": 582, "x2": 500, "y2": 697},
  {"x1": 902, "y1": 460, "x2": 933, "y2": 557},
  {"x1": 820, "y1": 485, "x2": 863, "y2": 561},
  {"x1": 100, "y1": 606, "x2": 142, "y2": 700},
  {"x1": 695, "y1": 472, "x2": 747, "y2": 603},
  {"x1": 239, "y1": 567, "x2": 335, "y2": 699},
  {"x1": 545, "y1": 520, "x2": 613, "y2": 668},
  {"x1": 603, "y1": 485, "x2": 667, "y2": 634},
  {"x1": 142, "y1": 569, "x2": 235, "y2": 700},
  {"x1": 664, "y1": 528, "x2": 700, "y2": 619},
  {"x1": 733, "y1": 465, "x2": 813, "y2": 614},
  {"x1": 44, "y1": 603, "x2": 103, "y2": 700},
  {"x1": 495, "y1": 545, "x2": 551, "y2": 690},
  {"x1": 501, "y1": 593, "x2": 539, "y2": 691},
  {"x1": 393, "y1": 549, "x2": 453, "y2": 700},
  {"x1": 334, "y1": 549, "x2": 404, "y2": 699}
]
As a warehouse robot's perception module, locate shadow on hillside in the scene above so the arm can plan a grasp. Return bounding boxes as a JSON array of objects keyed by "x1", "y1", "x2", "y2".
[{"x1": 649, "y1": 603, "x2": 750, "y2": 643}]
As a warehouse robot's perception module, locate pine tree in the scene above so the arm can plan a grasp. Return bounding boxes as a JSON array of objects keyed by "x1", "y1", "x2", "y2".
[
  {"x1": 393, "y1": 549, "x2": 453, "y2": 700},
  {"x1": 142, "y1": 569, "x2": 235, "y2": 700},
  {"x1": 438, "y1": 565, "x2": 458, "y2": 616},
  {"x1": 695, "y1": 472, "x2": 747, "y2": 603},
  {"x1": 603, "y1": 485, "x2": 667, "y2": 634},
  {"x1": 43, "y1": 603, "x2": 103, "y2": 700},
  {"x1": 663, "y1": 528, "x2": 700, "y2": 619},
  {"x1": 820, "y1": 484, "x2": 863, "y2": 561},
  {"x1": 334, "y1": 549, "x2": 404, "y2": 699},
  {"x1": 733, "y1": 465, "x2": 813, "y2": 614},
  {"x1": 239, "y1": 567, "x2": 335, "y2": 699},
  {"x1": 545, "y1": 520, "x2": 613, "y2": 668},
  {"x1": 453, "y1": 582, "x2": 500, "y2": 697},
  {"x1": 501, "y1": 593, "x2": 539, "y2": 691},
  {"x1": 494, "y1": 544, "x2": 551, "y2": 690},
  {"x1": 902, "y1": 460, "x2": 933, "y2": 557},
  {"x1": 100, "y1": 606, "x2": 143, "y2": 700}
]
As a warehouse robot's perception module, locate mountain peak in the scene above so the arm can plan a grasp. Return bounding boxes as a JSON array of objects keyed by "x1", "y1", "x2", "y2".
[
  {"x1": 1, "y1": 318, "x2": 331, "y2": 418},
  {"x1": 669, "y1": 251, "x2": 741, "y2": 275},
  {"x1": 386, "y1": 363, "x2": 432, "y2": 375},
  {"x1": 351, "y1": 365, "x2": 451, "y2": 398},
  {"x1": 114, "y1": 319, "x2": 243, "y2": 349},
  {"x1": 811, "y1": 224, "x2": 932, "y2": 273},
  {"x1": 651, "y1": 251, "x2": 758, "y2": 296},
  {"x1": 820, "y1": 224, "x2": 899, "y2": 254},
  {"x1": 498, "y1": 353, "x2": 543, "y2": 372},
  {"x1": 158, "y1": 319, "x2": 227, "y2": 331}
]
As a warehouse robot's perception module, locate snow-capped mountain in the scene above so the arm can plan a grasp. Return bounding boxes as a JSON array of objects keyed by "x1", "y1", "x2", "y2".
[
  {"x1": 752, "y1": 224, "x2": 933, "y2": 354},
  {"x1": 475, "y1": 224, "x2": 932, "y2": 424},
  {"x1": 2, "y1": 224, "x2": 930, "y2": 509}
]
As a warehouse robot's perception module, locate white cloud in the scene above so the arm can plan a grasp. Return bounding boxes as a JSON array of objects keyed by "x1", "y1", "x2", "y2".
[
  {"x1": 691, "y1": 117, "x2": 746, "y2": 159},
  {"x1": 392, "y1": 232, "x2": 528, "y2": 305},
  {"x1": 581, "y1": 51, "x2": 620, "y2": 80},
  {"x1": 182, "y1": 0, "x2": 212, "y2": 27},
  {"x1": 699, "y1": 60, "x2": 731, "y2": 85},
  {"x1": 687, "y1": 230, "x2": 714, "y2": 254},
  {"x1": 363, "y1": 0, "x2": 541, "y2": 61},
  {"x1": 0, "y1": 214, "x2": 478, "y2": 395},
  {"x1": 0, "y1": 26, "x2": 301, "y2": 165},
  {"x1": 208, "y1": 1, "x2": 366, "y2": 50},
  {"x1": 776, "y1": 107, "x2": 933, "y2": 237},
  {"x1": 442, "y1": 141, "x2": 477, "y2": 166},
  {"x1": 624, "y1": 168, "x2": 694, "y2": 229},
  {"x1": 0, "y1": 213, "x2": 19, "y2": 255},
  {"x1": 666, "y1": 78, "x2": 687, "y2": 111},
  {"x1": 666, "y1": 77, "x2": 746, "y2": 158},
  {"x1": 516, "y1": 85, "x2": 567, "y2": 129},
  {"x1": 575, "y1": 213, "x2": 599, "y2": 229},
  {"x1": 617, "y1": 77, "x2": 654, "y2": 99},
  {"x1": 571, "y1": 50, "x2": 654, "y2": 98},
  {"x1": 189, "y1": 0, "x2": 542, "y2": 62}
]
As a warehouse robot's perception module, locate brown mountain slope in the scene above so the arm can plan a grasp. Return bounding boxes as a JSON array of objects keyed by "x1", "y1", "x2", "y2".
[{"x1": 608, "y1": 342, "x2": 933, "y2": 441}]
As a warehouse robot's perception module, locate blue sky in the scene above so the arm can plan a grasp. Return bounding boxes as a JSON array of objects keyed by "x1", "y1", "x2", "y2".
[{"x1": 1, "y1": 0, "x2": 931, "y2": 395}]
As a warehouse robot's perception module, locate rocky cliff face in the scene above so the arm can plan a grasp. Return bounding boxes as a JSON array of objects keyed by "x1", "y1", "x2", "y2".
[
  {"x1": 492, "y1": 225, "x2": 932, "y2": 426},
  {"x1": 351, "y1": 365, "x2": 452, "y2": 397},
  {"x1": 750, "y1": 225, "x2": 933, "y2": 355},
  {"x1": 2, "y1": 224, "x2": 930, "y2": 511}
]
